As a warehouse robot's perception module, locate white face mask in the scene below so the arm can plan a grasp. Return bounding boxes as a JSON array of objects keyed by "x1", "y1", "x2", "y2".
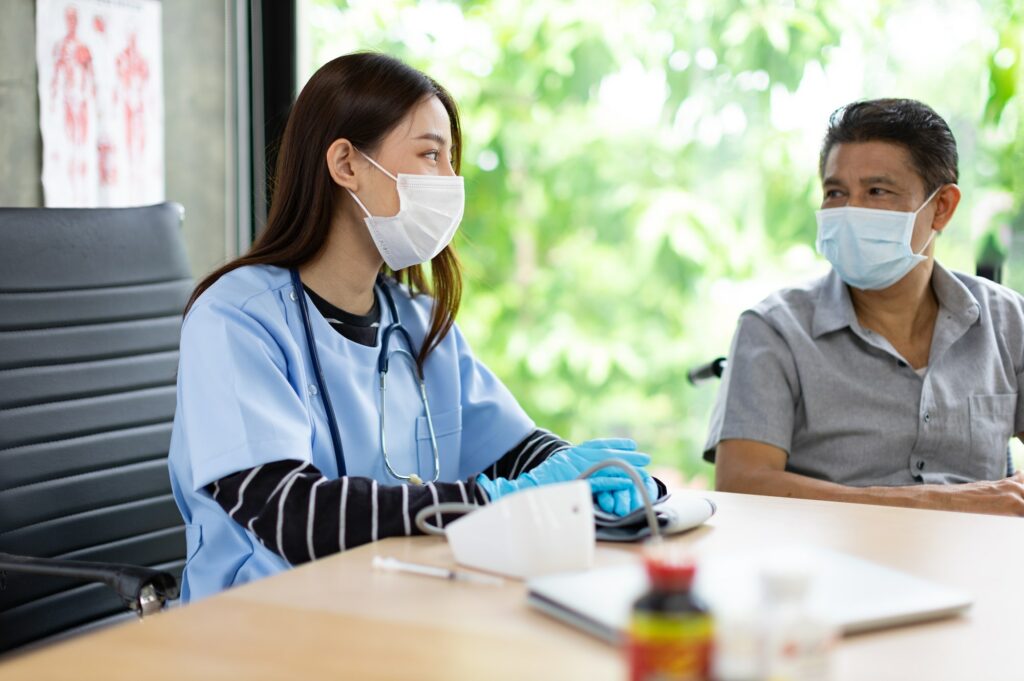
[
  {"x1": 815, "y1": 186, "x2": 942, "y2": 290},
  {"x1": 347, "y1": 151, "x2": 465, "y2": 270}
]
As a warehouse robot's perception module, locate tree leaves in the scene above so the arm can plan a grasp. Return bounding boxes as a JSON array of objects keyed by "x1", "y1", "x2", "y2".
[{"x1": 307, "y1": 0, "x2": 1022, "y2": 483}]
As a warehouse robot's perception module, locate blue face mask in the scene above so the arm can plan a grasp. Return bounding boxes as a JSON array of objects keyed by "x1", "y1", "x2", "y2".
[{"x1": 815, "y1": 187, "x2": 942, "y2": 290}]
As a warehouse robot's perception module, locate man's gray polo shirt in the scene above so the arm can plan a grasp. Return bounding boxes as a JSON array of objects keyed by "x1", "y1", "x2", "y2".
[{"x1": 704, "y1": 262, "x2": 1024, "y2": 486}]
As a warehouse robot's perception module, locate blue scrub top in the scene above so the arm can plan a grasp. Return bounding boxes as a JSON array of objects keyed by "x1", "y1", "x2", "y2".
[{"x1": 168, "y1": 265, "x2": 534, "y2": 601}]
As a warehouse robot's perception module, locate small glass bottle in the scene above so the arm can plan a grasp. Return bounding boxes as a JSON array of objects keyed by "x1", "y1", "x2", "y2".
[
  {"x1": 628, "y1": 553, "x2": 713, "y2": 681},
  {"x1": 712, "y1": 604, "x2": 763, "y2": 681},
  {"x1": 759, "y1": 566, "x2": 836, "y2": 681}
]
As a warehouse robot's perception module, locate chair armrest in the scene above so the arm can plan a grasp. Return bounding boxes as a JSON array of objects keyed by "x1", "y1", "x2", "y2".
[{"x1": 0, "y1": 552, "x2": 180, "y2": 617}]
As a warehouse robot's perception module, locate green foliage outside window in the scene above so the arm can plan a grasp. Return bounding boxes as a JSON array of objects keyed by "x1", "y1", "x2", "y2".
[{"x1": 301, "y1": 0, "x2": 1024, "y2": 485}]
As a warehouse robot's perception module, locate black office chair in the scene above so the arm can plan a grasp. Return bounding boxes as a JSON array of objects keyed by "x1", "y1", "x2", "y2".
[{"x1": 0, "y1": 203, "x2": 191, "y2": 653}]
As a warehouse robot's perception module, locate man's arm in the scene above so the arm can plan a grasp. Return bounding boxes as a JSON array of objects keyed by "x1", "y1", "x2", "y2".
[{"x1": 715, "y1": 439, "x2": 1024, "y2": 516}]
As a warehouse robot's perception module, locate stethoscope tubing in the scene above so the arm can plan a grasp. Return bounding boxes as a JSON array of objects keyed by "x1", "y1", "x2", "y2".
[
  {"x1": 291, "y1": 268, "x2": 350, "y2": 476},
  {"x1": 289, "y1": 268, "x2": 439, "y2": 484}
]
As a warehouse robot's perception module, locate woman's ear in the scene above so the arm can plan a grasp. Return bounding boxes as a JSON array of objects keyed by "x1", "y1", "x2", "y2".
[
  {"x1": 930, "y1": 184, "x2": 962, "y2": 234},
  {"x1": 326, "y1": 139, "x2": 360, "y2": 190}
]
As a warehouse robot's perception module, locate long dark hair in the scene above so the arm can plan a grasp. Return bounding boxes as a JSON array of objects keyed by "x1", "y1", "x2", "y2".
[{"x1": 186, "y1": 52, "x2": 464, "y2": 369}]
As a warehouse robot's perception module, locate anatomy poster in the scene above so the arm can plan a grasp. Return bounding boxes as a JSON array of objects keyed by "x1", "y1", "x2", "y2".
[{"x1": 36, "y1": 0, "x2": 163, "y2": 207}]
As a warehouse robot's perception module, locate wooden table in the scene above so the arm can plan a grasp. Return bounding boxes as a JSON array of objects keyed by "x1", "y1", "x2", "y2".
[{"x1": 2, "y1": 490, "x2": 1022, "y2": 680}]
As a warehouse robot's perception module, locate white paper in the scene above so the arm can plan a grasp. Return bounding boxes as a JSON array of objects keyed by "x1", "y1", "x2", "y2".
[{"x1": 36, "y1": 0, "x2": 164, "y2": 207}]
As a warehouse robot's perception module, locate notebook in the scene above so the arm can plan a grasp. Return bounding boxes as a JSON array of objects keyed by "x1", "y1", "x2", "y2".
[{"x1": 527, "y1": 546, "x2": 972, "y2": 644}]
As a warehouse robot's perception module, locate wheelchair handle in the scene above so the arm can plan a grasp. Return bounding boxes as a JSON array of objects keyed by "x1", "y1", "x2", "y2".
[{"x1": 687, "y1": 357, "x2": 727, "y2": 385}]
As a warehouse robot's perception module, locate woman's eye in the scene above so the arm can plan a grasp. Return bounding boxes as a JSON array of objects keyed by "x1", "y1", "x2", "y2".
[{"x1": 425, "y1": 150, "x2": 439, "y2": 162}]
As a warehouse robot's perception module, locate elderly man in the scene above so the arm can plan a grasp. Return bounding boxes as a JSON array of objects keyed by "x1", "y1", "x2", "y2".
[{"x1": 706, "y1": 98, "x2": 1024, "y2": 516}]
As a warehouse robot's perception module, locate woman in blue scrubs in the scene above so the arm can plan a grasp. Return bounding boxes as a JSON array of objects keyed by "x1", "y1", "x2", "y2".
[{"x1": 168, "y1": 52, "x2": 658, "y2": 601}]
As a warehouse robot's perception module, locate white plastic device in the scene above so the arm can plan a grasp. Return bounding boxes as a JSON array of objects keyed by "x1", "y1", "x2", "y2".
[{"x1": 443, "y1": 480, "x2": 596, "y2": 579}]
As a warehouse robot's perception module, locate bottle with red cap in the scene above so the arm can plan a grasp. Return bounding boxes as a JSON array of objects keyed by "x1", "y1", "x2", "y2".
[{"x1": 627, "y1": 551, "x2": 713, "y2": 681}]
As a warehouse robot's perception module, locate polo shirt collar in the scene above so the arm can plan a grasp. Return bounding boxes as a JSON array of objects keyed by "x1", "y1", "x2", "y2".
[
  {"x1": 811, "y1": 261, "x2": 981, "y2": 339},
  {"x1": 931, "y1": 261, "x2": 981, "y2": 328},
  {"x1": 812, "y1": 270, "x2": 855, "y2": 338}
]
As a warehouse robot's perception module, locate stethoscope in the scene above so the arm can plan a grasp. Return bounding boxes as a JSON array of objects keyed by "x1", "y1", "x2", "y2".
[{"x1": 289, "y1": 269, "x2": 441, "y2": 485}]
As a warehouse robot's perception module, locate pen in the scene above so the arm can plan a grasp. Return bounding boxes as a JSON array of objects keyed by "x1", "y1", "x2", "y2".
[{"x1": 372, "y1": 556, "x2": 505, "y2": 586}]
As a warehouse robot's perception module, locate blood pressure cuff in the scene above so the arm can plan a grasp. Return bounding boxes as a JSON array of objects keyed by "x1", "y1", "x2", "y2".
[{"x1": 593, "y1": 487, "x2": 717, "y2": 542}]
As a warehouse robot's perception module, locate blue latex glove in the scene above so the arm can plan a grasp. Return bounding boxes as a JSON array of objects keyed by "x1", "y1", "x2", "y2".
[
  {"x1": 570, "y1": 440, "x2": 660, "y2": 517},
  {"x1": 476, "y1": 439, "x2": 655, "y2": 516},
  {"x1": 596, "y1": 474, "x2": 660, "y2": 517}
]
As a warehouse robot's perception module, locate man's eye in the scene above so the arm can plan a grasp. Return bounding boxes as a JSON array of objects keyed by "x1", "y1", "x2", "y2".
[
  {"x1": 869, "y1": 187, "x2": 889, "y2": 196},
  {"x1": 824, "y1": 189, "x2": 842, "y2": 199}
]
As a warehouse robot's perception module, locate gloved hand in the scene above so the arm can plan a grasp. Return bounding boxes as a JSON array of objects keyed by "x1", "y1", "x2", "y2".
[
  {"x1": 595, "y1": 474, "x2": 661, "y2": 517},
  {"x1": 476, "y1": 439, "x2": 657, "y2": 517},
  {"x1": 573, "y1": 439, "x2": 661, "y2": 517}
]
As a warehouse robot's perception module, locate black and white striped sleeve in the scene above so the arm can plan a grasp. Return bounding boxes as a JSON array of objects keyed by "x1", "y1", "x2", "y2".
[
  {"x1": 207, "y1": 460, "x2": 489, "y2": 566},
  {"x1": 481, "y1": 428, "x2": 571, "y2": 480},
  {"x1": 205, "y1": 428, "x2": 571, "y2": 565}
]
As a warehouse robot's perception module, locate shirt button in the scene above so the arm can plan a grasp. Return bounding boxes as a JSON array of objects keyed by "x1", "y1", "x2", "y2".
[
  {"x1": 308, "y1": 384, "x2": 318, "y2": 397},
  {"x1": 923, "y1": 411, "x2": 931, "y2": 423},
  {"x1": 290, "y1": 289, "x2": 299, "y2": 301},
  {"x1": 917, "y1": 461, "x2": 925, "y2": 470}
]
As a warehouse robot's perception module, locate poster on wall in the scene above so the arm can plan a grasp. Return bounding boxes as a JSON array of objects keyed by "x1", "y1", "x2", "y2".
[{"x1": 36, "y1": 0, "x2": 163, "y2": 207}]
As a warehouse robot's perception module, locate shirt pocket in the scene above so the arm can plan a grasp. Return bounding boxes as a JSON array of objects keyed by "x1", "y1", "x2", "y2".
[
  {"x1": 416, "y1": 407, "x2": 463, "y2": 476},
  {"x1": 969, "y1": 394, "x2": 1017, "y2": 479}
]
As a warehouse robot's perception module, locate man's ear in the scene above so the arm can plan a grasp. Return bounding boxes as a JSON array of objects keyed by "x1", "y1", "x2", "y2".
[
  {"x1": 930, "y1": 184, "x2": 961, "y2": 234},
  {"x1": 326, "y1": 139, "x2": 360, "y2": 191}
]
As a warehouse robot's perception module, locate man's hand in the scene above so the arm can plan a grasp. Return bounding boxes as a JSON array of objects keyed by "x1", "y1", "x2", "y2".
[{"x1": 926, "y1": 471, "x2": 1024, "y2": 516}]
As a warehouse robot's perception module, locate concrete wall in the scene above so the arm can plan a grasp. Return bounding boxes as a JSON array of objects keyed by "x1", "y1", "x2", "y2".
[
  {"x1": 0, "y1": 0, "x2": 43, "y2": 208},
  {"x1": 163, "y1": 0, "x2": 235, "y2": 277},
  {"x1": 0, "y1": 0, "x2": 235, "y2": 278}
]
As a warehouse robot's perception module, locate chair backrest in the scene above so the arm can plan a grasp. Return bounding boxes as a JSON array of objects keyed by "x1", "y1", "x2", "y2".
[{"x1": 0, "y1": 203, "x2": 192, "y2": 652}]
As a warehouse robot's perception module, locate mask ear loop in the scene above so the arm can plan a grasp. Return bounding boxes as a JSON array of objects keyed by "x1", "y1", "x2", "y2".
[
  {"x1": 358, "y1": 150, "x2": 399, "y2": 182},
  {"x1": 914, "y1": 229, "x2": 938, "y2": 256},
  {"x1": 911, "y1": 185, "x2": 946, "y2": 256},
  {"x1": 346, "y1": 188, "x2": 374, "y2": 219},
  {"x1": 345, "y1": 149, "x2": 400, "y2": 219},
  {"x1": 912, "y1": 184, "x2": 945, "y2": 215}
]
